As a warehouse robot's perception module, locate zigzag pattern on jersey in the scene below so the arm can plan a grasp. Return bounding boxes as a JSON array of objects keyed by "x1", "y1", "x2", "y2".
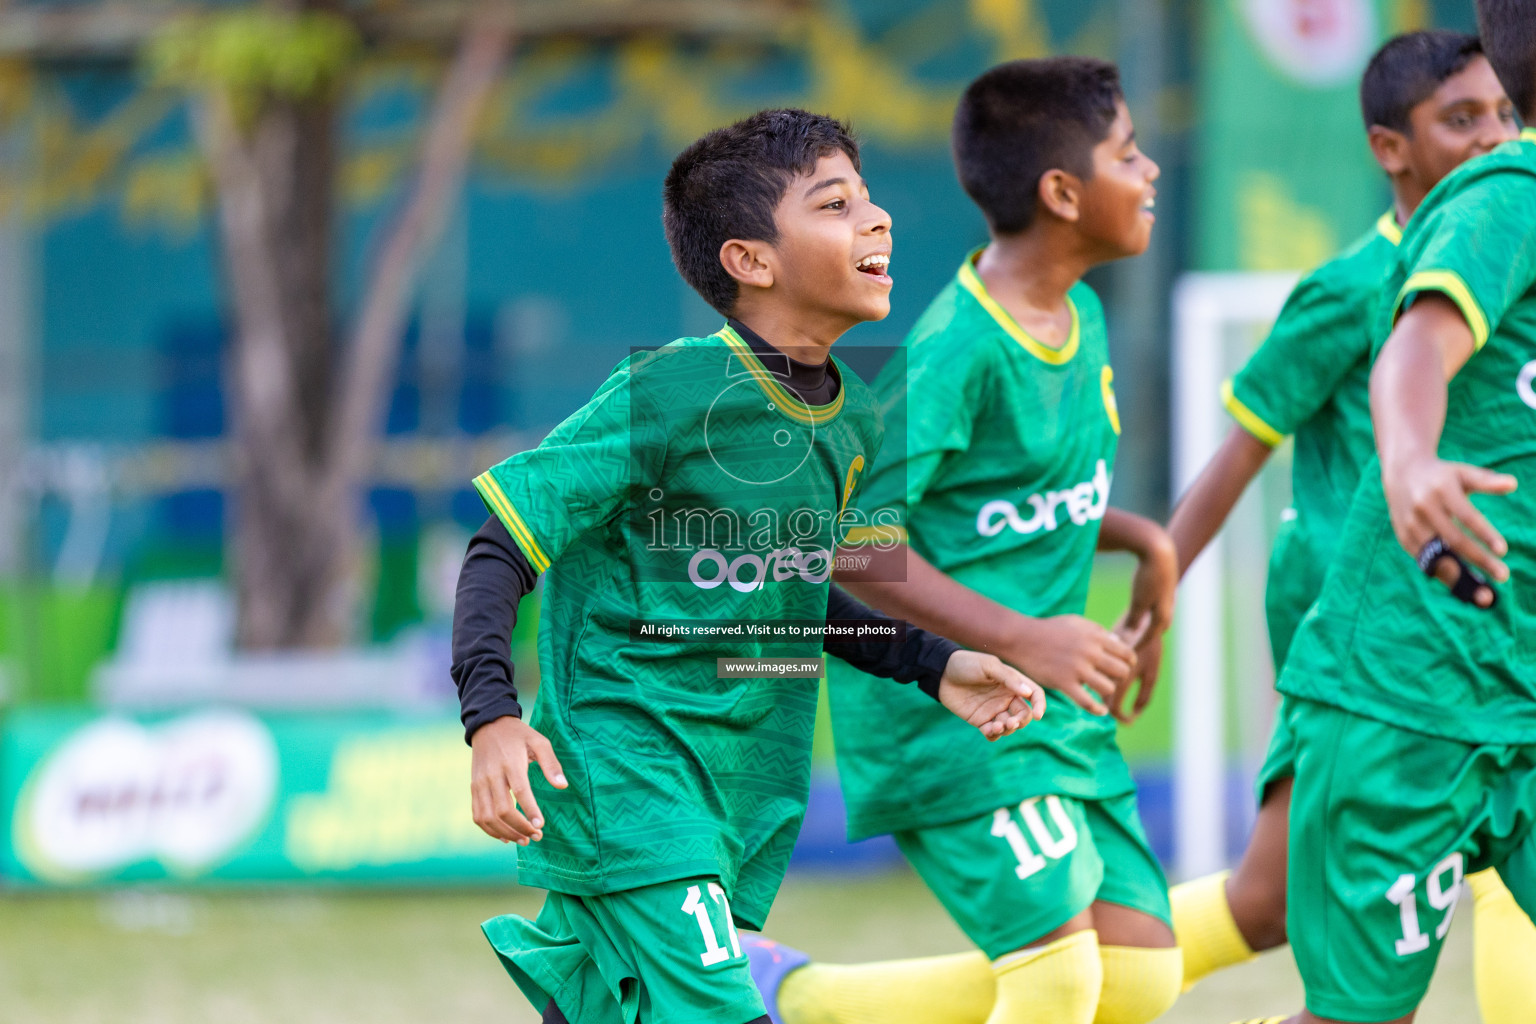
[{"x1": 494, "y1": 334, "x2": 886, "y2": 908}]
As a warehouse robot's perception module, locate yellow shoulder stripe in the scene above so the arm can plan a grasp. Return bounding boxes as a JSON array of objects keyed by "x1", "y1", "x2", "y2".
[
  {"x1": 1395, "y1": 269, "x2": 1491, "y2": 350},
  {"x1": 473, "y1": 472, "x2": 552, "y2": 573},
  {"x1": 1220, "y1": 380, "x2": 1284, "y2": 447}
]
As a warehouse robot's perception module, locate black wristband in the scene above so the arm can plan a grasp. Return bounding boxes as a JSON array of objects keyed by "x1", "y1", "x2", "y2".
[
  {"x1": 1416, "y1": 536, "x2": 1498, "y2": 608},
  {"x1": 1415, "y1": 536, "x2": 1451, "y2": 574}
]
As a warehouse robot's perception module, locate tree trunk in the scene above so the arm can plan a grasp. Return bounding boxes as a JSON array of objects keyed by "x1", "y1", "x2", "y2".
[
  {"x1": 202, "y1": 84, "x2": 351, "y2": 649},
  {"x1": 203, "y1": 1, "x2": 512, "y2": 650}
]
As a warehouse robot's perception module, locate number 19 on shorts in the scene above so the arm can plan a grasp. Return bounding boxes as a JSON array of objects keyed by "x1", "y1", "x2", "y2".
[{"x1": 1387, "y1": 852, "x2": 1464, "y2": 956}]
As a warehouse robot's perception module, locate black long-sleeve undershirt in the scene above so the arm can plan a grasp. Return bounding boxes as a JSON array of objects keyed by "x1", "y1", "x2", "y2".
[
  {"x1": 450, "y1": 318, "x2": 959, "y2": 744},
  {"x1": 450, "y1": 516, "x2": 958, "y2": 744}
]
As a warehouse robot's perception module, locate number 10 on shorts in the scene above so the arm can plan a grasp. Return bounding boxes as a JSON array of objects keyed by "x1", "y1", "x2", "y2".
[
  {"x1": 681, "y1": 882, "x2": 743, "y2": 966},
  {"x1": 1387, "y1": 852, "x2": 1464, "y2": 956},
  {"x1": 991, "y1": 796, "x2": 1080, "y2": 880}
]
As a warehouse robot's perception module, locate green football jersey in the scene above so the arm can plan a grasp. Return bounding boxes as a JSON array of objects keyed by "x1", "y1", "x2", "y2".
[
  {"x1": 474, "y1": 326, "x2": 883, "y2": 928},
  {"x1": 829, "y1": 253, "x2": 1127, "y2": 840},
  {"x1": 1224, "y1": 211, "x2": 1400, "y2": 662},
  {"x1": 1280, "y1": 129, "x2": 1536, "y2": 745}
]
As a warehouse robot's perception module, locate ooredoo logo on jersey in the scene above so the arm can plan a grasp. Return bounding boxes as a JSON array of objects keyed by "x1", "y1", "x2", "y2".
[
  {"x1": 976, "y1": 459, "x2": 1111, "y2": 538},
  {"x1": 1518, "y1": 359, "x2": 1536, "y2": 410},
  {"x1": 687, "y1": 545, "x2": 834, "y2": 593}
]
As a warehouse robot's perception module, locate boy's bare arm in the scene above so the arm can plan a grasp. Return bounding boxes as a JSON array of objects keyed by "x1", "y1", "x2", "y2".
[
  {"x1": 1166, "y1": 426, "x2": 1273, "y2": 577},
  {"x1": 1372, "y1": 293, "x2": 1516, "y2": 601},
  {"x1": 1096, "y1": 508, "x2": 1178, "y2": 722},
  {"x1": 1098, "y1": 507, "x2": 1178, "y2": 635},
  {"x1": 835, "y1": 541, "x2": 1132, "y2": 716}
]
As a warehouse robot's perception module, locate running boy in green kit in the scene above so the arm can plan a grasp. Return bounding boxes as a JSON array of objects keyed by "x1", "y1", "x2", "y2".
[
  {"x1": 745, "y1": 59, "x2": 1181, "y2": 1024},
  {"x1": 1232, "y1": 2, "x2": 1536, "y2": 1021},
  {"x1": 450, "y1": 109, "x2": 1046, "y2": 1024},
  {"x1": 1159, "y1": 33, "x2": 1535, "y2": 1023}
]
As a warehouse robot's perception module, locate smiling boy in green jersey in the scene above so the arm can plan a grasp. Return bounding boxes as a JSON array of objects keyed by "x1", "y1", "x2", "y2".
[
  {"x1": 1228, "y1": 2, "x2": 1536, "y2": 1022},
  {"x1": 743, "y1": 59, "x2": 1182, "y2": 1024},
  {"x1": 450, "y1": 109, "x2": 1049, "y2": 1024},
  {"x1": 1159, "y1": 33, "x2": 1534, "y2": 1020}
]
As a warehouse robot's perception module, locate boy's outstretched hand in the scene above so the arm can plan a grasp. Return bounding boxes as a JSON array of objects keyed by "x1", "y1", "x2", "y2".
[
  {"x1": 1383, "y1": 454, "x2": 1516, "y2": 607},
  {"x1": 1372, "y1": 295, "x2": 1516, "y2": 609},
  {"x1": 938, "y1": 650, "x2": 1047, "y2": 741},
  {"x1": 469, "y1": 716, "x2": 568, "y2": 846}
]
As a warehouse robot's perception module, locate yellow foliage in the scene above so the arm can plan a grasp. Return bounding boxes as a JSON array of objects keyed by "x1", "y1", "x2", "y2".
[
  {"x1": 969, "y1": 0, "x2": 1049, "y2": 61},
  {"x1": 10, "y1": 1, "x2": 1068, "y2": 224},
  {"x1": 1388, "y1": 0, "x2": 1432, "y2": 33},
  {"x1": 122, "y1": 155, "x2": 208, "y2": 232},
  {"x1": 1238, "y1": 171, "x2": 1335, "y2": 271}
]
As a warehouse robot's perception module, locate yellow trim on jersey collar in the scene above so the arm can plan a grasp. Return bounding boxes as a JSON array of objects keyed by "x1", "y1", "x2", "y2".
[
  {"x1": 1375, "y1": 210, "x2": 1403, "y2": 247},
  {"x1": 1522, "y1": 127, "x2": 1536, "y2": 143},
  {"x1": 715, "y1": 325, "x2": 845, "y2": 425},
  {"x1": 956, "y1": 252, "x2": 1080, "y2": 365}
]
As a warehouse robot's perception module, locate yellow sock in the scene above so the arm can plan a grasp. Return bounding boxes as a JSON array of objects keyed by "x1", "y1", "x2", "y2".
[
  {"x1": 1094, "y1": 945, "x2": 1183, "y2": 1024},
  {"x1": 988, "y1": 930, "x2": 1102, "y2": 1024},
  {"x1": 1170, "y1": 870, "x2": 1256, "y2": 990},
  {"x1": 777, "y1": 950, "x2": 994, "y2": 1024},
  {"x1": 1470, "y1": 868, "x2": 1536, "y2": 1024}
]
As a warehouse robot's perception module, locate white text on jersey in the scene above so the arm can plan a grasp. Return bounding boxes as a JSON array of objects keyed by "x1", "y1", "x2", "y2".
[{"x1": 975, "y1": 460, "x2": 1111, "y2": 538}]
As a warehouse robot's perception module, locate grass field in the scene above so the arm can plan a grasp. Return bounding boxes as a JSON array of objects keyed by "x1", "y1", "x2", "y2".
[{"x1": 0, "y1": 868, "x2": 1477, "y2": 1024}]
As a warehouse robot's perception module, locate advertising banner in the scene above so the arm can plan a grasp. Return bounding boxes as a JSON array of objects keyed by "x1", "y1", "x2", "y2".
[
  {"x1": 1197, "y1": 0, "x2": 1405, "y2": 271},
  {"x1": 0, "y1": 708, "x2": 519, "y2": 887}
]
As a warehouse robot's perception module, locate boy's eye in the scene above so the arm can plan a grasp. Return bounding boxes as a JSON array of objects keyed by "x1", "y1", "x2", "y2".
[{"x1": 823, "y1": 198, "x2": 846, "y2": 210}]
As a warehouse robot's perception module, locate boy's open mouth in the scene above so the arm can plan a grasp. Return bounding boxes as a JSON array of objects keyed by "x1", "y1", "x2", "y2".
[{"x1": 855, "y1": 253, "x2": 891, "y2": 277}]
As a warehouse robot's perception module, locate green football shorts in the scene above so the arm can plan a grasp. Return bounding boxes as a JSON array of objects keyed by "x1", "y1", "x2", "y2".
[
  {"x1": 482, "y1": 876, "x2": 765, "y2": 1024},
  {"x1": 893, "y1": 791, "x2": 1171, "y2": 959},
  {"x1": 1286, "y1": 697, "x2": 1536, "y2": 1022},
  {"x1": 1253, "y1": 695, "x2": 1300, "y2": 805}
]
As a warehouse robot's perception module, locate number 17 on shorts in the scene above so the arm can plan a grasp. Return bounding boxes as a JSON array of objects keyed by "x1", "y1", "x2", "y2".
[{"x1": 682, "y1": 882, "x2": 743, "y2": 966}]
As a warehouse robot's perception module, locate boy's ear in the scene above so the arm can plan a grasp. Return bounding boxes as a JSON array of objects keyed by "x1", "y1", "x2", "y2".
[
  {"x1": 1037, "y1": 169, "x2": 1082, "y2": 223},
  {"x1": 1368, "y1": 124, "x2": 1411, "y2": 177},
  {"x1": 720, "y1": 239, "x2": 776, "y2": 291}
]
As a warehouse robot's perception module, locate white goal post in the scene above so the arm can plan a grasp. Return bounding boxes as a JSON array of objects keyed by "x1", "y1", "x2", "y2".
[{"x1": 1170, "y1": 270, "x2": 1300, "y2": 881}]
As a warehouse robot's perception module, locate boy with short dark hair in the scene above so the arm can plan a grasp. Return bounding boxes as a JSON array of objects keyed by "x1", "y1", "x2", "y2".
[
  {"x1": 1233, "y1": 2, "x2": 1536, "y2": 1021},
  {"x1": 451, "y1": 108, "x2": 1045, "y2": 1024},
  {"x1": 746, "y1": 59, "x2": 1180, "y2": 1024},
  {"x1": 1162, "y1": 32, "x2": 1531, "y2": 1018}
]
